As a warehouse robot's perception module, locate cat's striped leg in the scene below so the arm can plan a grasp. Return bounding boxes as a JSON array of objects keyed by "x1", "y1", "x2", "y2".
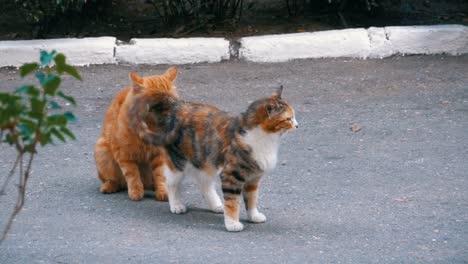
[
  {"x1": 221, "y1": 171, "x2": 245, "y2": 232},
  {"x1": 117, "y1": 160, "x2": 144, "y2": 201},
  {"x1": 223, "y1": 193, "x2": 243, "y2": 232},
  {"x1": 164, "y1": 165, "x2": 186, "y2": 214},
  {"x1": 243, "y1": 179, "x2": 266, "y2": 223}
]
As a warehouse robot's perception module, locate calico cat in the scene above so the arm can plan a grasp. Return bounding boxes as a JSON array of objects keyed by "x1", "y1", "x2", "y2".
[
  {"x1": 133, "y1": 86, "x2": 298, "y2": 231},
  {"x1": 94, "y1": 67, "x2": 179, "y2": 201}
]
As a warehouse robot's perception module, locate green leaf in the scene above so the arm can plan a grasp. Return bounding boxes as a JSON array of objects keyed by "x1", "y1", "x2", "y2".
[
  {"x1": 35, "y1": 72, "x2": 45, "y2": 84},
  {"x1": 43, "y1": 75, "x2": 61, "y2": 95},
  {"x1": 30, "y1": 97, "x2": 45, "y2": 115},
  {"x1": 54, "y1": 53, "x2": 82, "y2": 80},
  {"x1": 20, "y1": 63, "x2": 39, "y2": 77},
  {"x1": 24, "y1": 144, "x2": 36, "y2": 153},
  {"x1": 19, "y1": 117, "x2": 38, "y2": 132},
  {"x1": 49, "y1": 100, "x2": 61, "y2": 109},
  {"x1": 63, "y1": 65, "x2": 82, "y2": 80},
  {"x1": 54, "y1": 53, "x2": 66, "y2": 72},
  {"x1": 18, "y1": 123, "x2": 32, "y2": 137},
  {"x1": 15, "y1": 86, "x2": 30, "y2": 93},
  {"x1": 39, "y1": 132, "x2": 51, "y2": 146},
  {"x1": 50, "y1": 128, "x2": 65, "y2": 142},
  {"x1": 0, "y1": 92, "x2": 10, "y2": 100},
  {"x1": 63, "y1": 112, "x2": 76, "y2": 122},
  {"x1": 18, "y1": 123, "x2": 34, "y2": 143},
  {"x1": 40, "y1": 50, "x2": 57, "y2": 67},
  {"x1": 57, "y1": 91, "x2": 76, "y2": 105},
  {"x1": 15, "y1": 85, "x2": 39, "y2": 96},
  {"x1": 47, "y1": 114, "x2": 67, "y2": 126},
  {"x1": 5, "y1": 133, "x2": 15, "y2": 145},
  {"x1": 27, "y1": 111, "x2": 43, "y2": 120},
  {"x1": 36, "y1": 72, "x2": 59, "y2": 88},
  {"x1": 60, "y1": 127, "x2": 76, "y2": 140}
]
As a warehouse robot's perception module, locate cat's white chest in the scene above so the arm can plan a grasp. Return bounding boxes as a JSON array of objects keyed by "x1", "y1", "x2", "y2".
[{"x1": 243, "y1": 127, "x2": 280, "y2": 172}]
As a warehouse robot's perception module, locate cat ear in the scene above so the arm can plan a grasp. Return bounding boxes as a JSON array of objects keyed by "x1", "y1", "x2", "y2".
[
  {"x1": 272, "y1": 85, "x2": 283, "y2": 99},
  {"x1": 129, "y1": 72, "x2": 144, "y2": 91},
  {"x1": 164, "y1": 66, "x2": 178, "y2": 82}
]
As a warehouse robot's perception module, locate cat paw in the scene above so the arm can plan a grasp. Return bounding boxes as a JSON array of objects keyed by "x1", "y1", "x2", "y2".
[
  {"x1": 100, "y1": 181, "x2": 119, "y2": 193},
  {"x1": 170, "y1": 204, "x2": 187, "y2": 214},
  {"x1": 210, "y1": 205, "x2": 224, "y2": 214},
  {"x1": 248, "y1": 211, "x2": 267, "y2": 223},
  {"x1": 155, "y1": 191, "x2": 168, "y2": 202},
  {"x1": 128, "y1": 189, "x2": 144, "y2": 201},
  {"x1": 225, "y1": 218, "x2": 244, "y2": 232}
]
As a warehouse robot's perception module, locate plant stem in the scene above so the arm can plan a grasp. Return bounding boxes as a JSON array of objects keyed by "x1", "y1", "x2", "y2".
[
  {"x1": 0, "y1": 149, "x2": 36, "y2": 246},
  {"x1": 0, "y1": 153, "x2": 23, "y2": 195},
  {"x1": 0, "y1": 88, "x2": 44, "y2": 245}
]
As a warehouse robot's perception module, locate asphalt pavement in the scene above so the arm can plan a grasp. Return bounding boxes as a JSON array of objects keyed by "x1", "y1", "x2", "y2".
[{"x1": 0, "y1": 55, "x2": 467, "y2": 263}]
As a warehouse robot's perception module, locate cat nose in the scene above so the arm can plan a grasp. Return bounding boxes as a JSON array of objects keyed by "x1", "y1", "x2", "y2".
[{"x1": 292, "y1": 117, "x2": 298, "y2": 128}]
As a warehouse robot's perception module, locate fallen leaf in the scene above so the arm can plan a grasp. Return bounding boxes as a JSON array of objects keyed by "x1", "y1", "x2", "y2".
[
  {"x1": 394, "y1": 196, "x2": 410, "y2": 203},
  {"x1": 350, "y1": 123, "x2": 362, "y2": 132}
]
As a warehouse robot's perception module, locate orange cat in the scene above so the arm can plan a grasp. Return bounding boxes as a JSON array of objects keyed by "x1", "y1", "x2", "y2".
[{"x1": 94, "y1": 67, "x2": 178, "y2": 201}]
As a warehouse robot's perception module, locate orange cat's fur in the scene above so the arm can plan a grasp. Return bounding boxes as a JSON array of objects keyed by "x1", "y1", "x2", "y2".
[{"x1": 94, "y1": 67, "x2": 179, "y2": 201}]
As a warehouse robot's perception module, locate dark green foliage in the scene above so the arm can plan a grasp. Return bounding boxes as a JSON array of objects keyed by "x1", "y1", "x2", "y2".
[
  {"x1": 0, "y1": 50, "x2": 81, "y2": 152},
  {"x1": 13, "y1": 0, "x2": 113, "y2": 37},
  {"x1": 284, "y1": 0, "x2": 383, "y2": 16},
  {"x1": 14, "y1": 0, "x2": 85, "y2": 37},
  {"x1": 148, "y1": 0, "x2": 250, "y2": 33}
]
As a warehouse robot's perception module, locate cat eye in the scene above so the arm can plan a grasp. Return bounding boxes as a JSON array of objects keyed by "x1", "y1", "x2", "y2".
[{"x1": 150, "y1": 103, "x2": 166, "y2": 112}]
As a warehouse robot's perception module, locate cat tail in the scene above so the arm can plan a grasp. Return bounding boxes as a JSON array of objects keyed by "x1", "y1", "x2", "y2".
[{"x1": 127, "y1": 96, "x2": 171, "y2": 146}]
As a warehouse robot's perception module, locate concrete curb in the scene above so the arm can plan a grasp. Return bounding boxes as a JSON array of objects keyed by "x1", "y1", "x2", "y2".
[
  {"x1": 384, "y1": 25, "x2": 468, "y2": 56},
  {"x1": 116, "y1": 38, "x2": 230, "y2": 65},
  {"x1": 239, "y1": 25, "x2": 468, "y2": 62},
  {"x1": 0, "y1": 37, "x2": 116, "y2": 67},
  {"x1": 239, "y1": 28, "x2": 371, "y2": 62},
  {"x1": 0, "y1": 25, "x2": 466, "y2": 67}
]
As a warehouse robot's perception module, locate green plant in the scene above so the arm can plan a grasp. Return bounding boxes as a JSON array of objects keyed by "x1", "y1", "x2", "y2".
[
  {"x1": 148, "y1": 0, "x2": 249, "y2": 35},
  {"x1": 0, "y1": 50, "x2": 81, "y2": 245},
  {"x1": 284, "y1": 0, "x2": 383, "y2": 27},
  {"x1": 14, "y1": 0, "x2": 113, "y2": 37},
  {"x1": 14, "y1": 0, "x2": 84, "y2": 37}
]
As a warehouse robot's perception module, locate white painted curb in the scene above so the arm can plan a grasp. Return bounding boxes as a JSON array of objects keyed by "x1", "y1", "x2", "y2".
[
  {"x1": 0, "y1": 25, "x2": 466, "y2": 67},
  {"x1": 240, "y1": 24, "x2": 468, "y2": 62},
  {"x1": 115, "y1": 38, "x2": 230, "y2": 65},
  {"x1": 385, "y1": 25, "x2": 468, "y2": 56},
  {"x1": 0, "y1": 37, "x2": 116, "y2": 67},
  {"x1": 239, "y1": 28, "x2": 371, "y2": 62}
]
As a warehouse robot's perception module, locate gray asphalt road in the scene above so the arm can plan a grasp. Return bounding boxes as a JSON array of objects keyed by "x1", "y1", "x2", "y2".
[{"x1": 1, "y1": 55, "x2": 467, "y2": 263}]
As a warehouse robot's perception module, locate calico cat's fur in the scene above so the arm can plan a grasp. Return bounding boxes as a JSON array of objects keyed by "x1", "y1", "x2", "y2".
[
  {"x1": 94, "y1": 67, "x2": 179, "y2": 201},
  {"x1": 134, "y1": 86, "x2": 298, "y2": 231}
]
